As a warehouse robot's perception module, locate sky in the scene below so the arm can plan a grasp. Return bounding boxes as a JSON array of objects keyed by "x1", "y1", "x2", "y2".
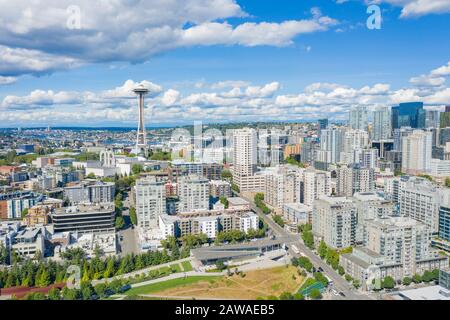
[{"x1": 0, "y1": 0, "x2": 449, "y2": 127}]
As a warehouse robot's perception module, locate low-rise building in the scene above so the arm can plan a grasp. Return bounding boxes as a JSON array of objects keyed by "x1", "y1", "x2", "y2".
[
  {"x1": 51, "y1": 204, "x2": 116, "y2": 234},
  {"x1": 282, "y1": 203, "x2": 312, "y2": 225}
]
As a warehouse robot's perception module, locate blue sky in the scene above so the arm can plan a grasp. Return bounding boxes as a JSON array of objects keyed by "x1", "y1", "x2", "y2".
[{"x1": 0, "y1": 0, "x2": 449, "y2": 126}]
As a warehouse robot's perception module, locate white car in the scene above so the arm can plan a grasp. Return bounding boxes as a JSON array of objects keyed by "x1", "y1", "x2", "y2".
[{"x1": 331, "y1": 289, "x2": 339, "y2": 296}]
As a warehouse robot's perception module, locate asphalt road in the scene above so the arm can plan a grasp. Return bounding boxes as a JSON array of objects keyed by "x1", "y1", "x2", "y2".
[
  {"x1": 118, "y1": 192, "x2": 139, "y2": 256},
  {"x1": 238, "y1": 192, "x2": 374, "y2": 300}
]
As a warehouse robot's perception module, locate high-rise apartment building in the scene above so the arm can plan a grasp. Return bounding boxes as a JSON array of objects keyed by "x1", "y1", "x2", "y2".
[
  {"x1": 349, "y1": 106, "x2": 368, "y2": 131},
  {"x1": 312, "y1": 196, "x2": 357, "y2": 249},
  {"x1": 135, "y1": 176, "x2": 167, "y2": 228},
  {"x1": 336, "y1": 165, "x2": 375, "y2": 197},
  {"x1": 302, "y1": 168, "x2": 331, "y2": 206},
  {"x1": 318, "y1": 127, "x2": 347, "y2": 164},
  {"x1": 373, "y1": 106, "x2": 392, "y2": 141},
  {"x1": 401, "y1": 130, "x2": 432, "y2": 175},
  {"x1": 397, "y1": 176, "x2": 441, "y2": 233},
  {"x1": 178, "y1": 175, "x2": 210, "y2": 213}
]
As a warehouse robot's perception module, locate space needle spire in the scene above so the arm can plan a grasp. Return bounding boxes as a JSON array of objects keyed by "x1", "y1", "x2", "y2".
[{"x1": 133, "y1": 84, "x2": 150, "y2": 157}]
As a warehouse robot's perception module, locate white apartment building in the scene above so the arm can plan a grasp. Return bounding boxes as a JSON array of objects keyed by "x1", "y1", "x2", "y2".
[
  {"x1": 198, "y1": 216, "x2": 219, "y2": 239},
  {"x1": 239, "y1": 212, "x2": 259, "y2": 232},
  {"x1": 318, "y1": 127, "x2": 347, "y2": 164},
  {"x1": 363, "y1": 217, "x2": 444, "y2": 278},
  {"x1": 302, "y1": 168, "x2": 331, "y2": 206},
  {"x1": 401, "y1": 130, "x2": 432, "y2": 175},
  {"x1": 336, "y1": 165, "x2": 375, "y2": 197},
  {"x1": 264, "y1": 165, "x2": 302, "y2": 210},
  {"x1": 283, "y1": 202, "x2": 312, "y2": 225},
  {"x1": 312, "y1": 196, "x2": 357, "y2": 249},
  {"x1": 372, "y1": 107, "x2": 392, "y2": 141},
  {"x1": 135, "y1": 176, "x2": 167, "y2": 229},
  {"x1": 178, "y1": 175, "x2": 210, "y2": 213},
  {"x1": 397, "y1": 176, "x2": 441, "y2": 234},
  {"x1": 232, "y1": 128, "x2": 257, "y2": 177},
  {"x1": 349, "y1": 106, "x2": 368, "y2": 131},
  {"x1": 430, "y1": 159, "x2": 450, "y2": 178}
]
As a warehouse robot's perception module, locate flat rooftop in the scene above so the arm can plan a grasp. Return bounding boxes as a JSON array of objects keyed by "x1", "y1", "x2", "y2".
[{"x1": 390, "y1": 285, "x2": 450, "y2": 300}]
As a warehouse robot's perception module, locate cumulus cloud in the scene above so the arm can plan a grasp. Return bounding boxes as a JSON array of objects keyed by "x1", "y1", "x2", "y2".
[
  {"x1": 0, "y1": 76, "x2": 17, "y2": 85},
  {"x1": 370, "y1": 0, "x2": 450, "y2": 17},
  {"x1": 2, "y1": 61, "x2": 450, "y2": 125},
  {"x1": 0, "y1": 1, "x2": 338, "y2": 79}
]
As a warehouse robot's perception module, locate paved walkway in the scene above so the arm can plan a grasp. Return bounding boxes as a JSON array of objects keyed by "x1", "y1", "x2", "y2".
[
  {"x1": 130, "y1": 270, "x2": 225, "y2": 289},
  {"x1": 92, "y1": 257, "x2": 193, "y2": 285}
]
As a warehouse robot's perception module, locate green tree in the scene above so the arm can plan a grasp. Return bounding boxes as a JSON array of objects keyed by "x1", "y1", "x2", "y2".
[
  {"x1": 318, "y1": 240, "x2": 328, "y2": 259},
  {"x1": 94, "y1": 283, "x2": 108, "y2": 299},
  {"x1": 115, "y1": 216, "x2": 125, "y2": 230},
  {"x1": 219, "y1": 197, "x2": 229, "y2": 209},
  {"x1": 132, "y1": 164, "x2": 143, "y2": 175},
  {"x1": 129, "y1": 206, "x2": 137, "y2": 225},
  {"x1": 21, "y1": 208, "x2": 29, "y2": 219},
  {"x1": 279, "y1": 292, "x2": 294, "y2": 300},
  {"x1": 221, "y1": 169, "x2": 232, "y2": 180},
  {"x1": 48, "y1": 288, "x2": 61, "y2": 300},
  {"x1": 402, "y1": 277, "x2": 412, "y2": 286},
  {"x1": 412, "y1": 274, "x2": 422, "y2": 284},
  {"x1": 309, "y1": 288, "x2": 322, "y2": 300},
  {"x1": 382, "y1": 276, "x2": 395, "y2": 289},
  {"x1": 293, "y1": 293, "x2": 304, "y2": 300},
  {"x1": 272, "y1": 215, "x2": 285, "y2": 228},
  {"x1": 86, "y1": 172, "x2": 96, "y2": 179}
]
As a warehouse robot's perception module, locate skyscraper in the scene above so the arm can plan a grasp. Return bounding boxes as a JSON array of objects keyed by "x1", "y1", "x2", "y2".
[
  {"x1": 401, "y1": 130, "x2": 432, "y2": 175},
  {"x1": 440, "y1": 105, "x2": 450, "y2": 128},
  {"x1": 349, "y1": 106, "x2": 368, "y2": 131},
  {"x1": 425, "y1": 110, "x2": 441, "y2": 129},
  {"x1": 133, "y1": 85, "x2": 150, "y2": 157},
  {"x1": 372, "y1": 107, "x2": 392, "y2": 141},
  {"x1": 318, "y1": 118, "x2": 328, "y2": 130},
  {"x1": 135, "y1": 177, "x2": 167, "y2": 228},
  {"x1": 391, "y1": 102, "x2": 424, "y2": 129}
]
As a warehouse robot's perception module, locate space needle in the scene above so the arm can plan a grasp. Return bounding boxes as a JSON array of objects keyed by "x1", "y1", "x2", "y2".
[{"x1": 133, "y1": 84, "x2": 150, "y2": 157}]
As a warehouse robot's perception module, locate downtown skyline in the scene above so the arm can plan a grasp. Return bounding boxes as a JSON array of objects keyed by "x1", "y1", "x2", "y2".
[{"x1": 0, "y1": 0, "x2": 449, "y2": 127}]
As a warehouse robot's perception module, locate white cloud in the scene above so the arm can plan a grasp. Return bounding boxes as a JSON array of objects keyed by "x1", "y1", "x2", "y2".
[
  {"x1": 0, "y1": 1, "x2": 339, "y2": 78},
  {"x1": 0, "y1": 76, "x2": 17, "y2": 85},
  {"x1": 371, "y1": 0, "x2": 450, "y2": 17},
  {"x1": 2, "y1": 61, "x2": 450, "y2": 125}
]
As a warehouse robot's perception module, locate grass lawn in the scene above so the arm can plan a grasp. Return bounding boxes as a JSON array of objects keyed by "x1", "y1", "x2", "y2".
[
  {"x1": 125, "y1": 276, "x2": 220, "y2": 296},
  {"x1": 181, "y1": 261, "x2": 193, "y2": 272},
  {"x1": 136, "y1": 266, "x2": 305, "y2": 300},
  {"x1": 169, "y1": 264, "x2": 182, "y2": 273}
]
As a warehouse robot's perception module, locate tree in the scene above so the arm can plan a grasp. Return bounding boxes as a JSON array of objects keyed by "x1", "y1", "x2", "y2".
[
  {"x1": 0, "y1": 243, "x2": 9, "y2": 265},
  {"x1": 344, "y1": 274, "x2": 353, "y2": 282},
  {"x1": 129, "y1": 206, "x2": 137, "y2": 225},
  {"x1": 382, "y1": 276, "x2": 395, "y2": 289},
  {"x1": 221, "y1": 169, "x2": 232, "y2": 180},
  {"x1": 25, "y1": 292, "x2": 46, "y2": 300},
  {"x1": 48, "y1": 288, "x2": 61, "y2": 300},
  {"x1": 309, "y1": 288, "x2": 322, "y2": 300},
  {"x1": 302, "y1": 230, "x2": 314, "y2": 249},
  {"x1": 115, "y1": 216, "x2": 125, "y2": 230},
  {"x1": 132, "y1": 164, "x2": 143, "y2": 175},
  {"x1": 314, "y1": 272, "x2": 329, "y2": 287},
  {"x1": 338, "y1": 266, "x2": 345, "y2": 276},
  {"x1": 279, "y1": 292, "x2": 294, "y2": 300},
  {"x1": 231, "y1": 183, "x2": 240, "y2": 193},
  {"x1": 272, "y1": 215, "x2": 285, "y2": 228},
  {"x1": 318, "y1": 240, "x2": 328, "y2": 259},
  {"x1": 421, "y1": 270, "x2": 434, "y2": 283},
  {"x1": 21, "y1": 208, "x2": 29, "y2": 219},
  {"x1": 86, "y1": 172, "x2": 96, "y2": 179},
  {"x1": 219, "y1": 197, "x2": 229, "y2": 209},
  {"x1": 94, "y1": 283, "x2": 108, "y2": 299},
  {"x1": 353, "y1": 280, "x2": 360, "y2": 289},
  {"x1": 293, "y1": 293, "x2": 304, "y2": 300},
  {"x1": 402, "y1": 277, "x2": 412, "y2": 286},
  {"x1": 412, "y1": 274, "x2": 422, "y2": 284}
]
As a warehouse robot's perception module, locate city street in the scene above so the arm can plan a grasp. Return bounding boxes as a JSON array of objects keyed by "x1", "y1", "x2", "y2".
[
  {"x1": 118, "y1": 192, "x2": 139, "y2": 256},
  {"x1": 238, "y1": 192, "x2": 375, "y2": 300}
]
